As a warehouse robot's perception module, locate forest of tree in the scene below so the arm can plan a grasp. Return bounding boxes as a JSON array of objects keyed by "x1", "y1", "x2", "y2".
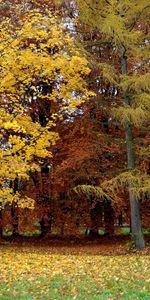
[{"x1": 0, "y1": 0, "x2": 149, "y2": 249}]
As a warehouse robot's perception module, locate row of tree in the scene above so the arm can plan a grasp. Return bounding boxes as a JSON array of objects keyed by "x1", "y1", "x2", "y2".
[{"x1": 0, "y1": 0, "x2": 149, "y2": 248}]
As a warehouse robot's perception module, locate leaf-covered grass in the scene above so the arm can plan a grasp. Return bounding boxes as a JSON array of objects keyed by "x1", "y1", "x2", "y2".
[{"x1": 0, "y1": 246, "x2": 149, "y2": 299}]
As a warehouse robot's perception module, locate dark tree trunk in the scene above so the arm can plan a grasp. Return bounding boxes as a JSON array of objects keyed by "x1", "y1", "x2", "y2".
[
  {"x1": 104, "y1": 199, "x2": 114, "y2": 236},
  {"x1": 118, "y1": 212, "x2": 123, "y2": 226},
  {"x1": 121, "y1": 47, "x2": 145, "y2": 249},
  {"x1": 12, "y1": 177, "x2": 19, "y2": 235},
  {"x1": 89, "y1": 201, "x2": 103, "y2": 237}
]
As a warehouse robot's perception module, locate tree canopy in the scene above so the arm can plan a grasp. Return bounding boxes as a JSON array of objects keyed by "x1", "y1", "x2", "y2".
[{"x1": 0, "y1": 0, "x2": 149, "y2": 249}]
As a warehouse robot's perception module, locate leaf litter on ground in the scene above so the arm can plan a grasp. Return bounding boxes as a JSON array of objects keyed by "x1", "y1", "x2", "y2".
[{"x1": 0, "y1": 237, "x2": 150, "y2": 299}]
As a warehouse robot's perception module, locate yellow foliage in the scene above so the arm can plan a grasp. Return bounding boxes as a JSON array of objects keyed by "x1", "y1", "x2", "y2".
[
  {"x1": 102, "y1": 171, "x2": 150, "y2": 199},
  {"x1": 76, "y1": 171, "x2": 150, "y2": 203},
  {"x1": 0, "y1": 246, "x2": 149, "y2": 299},
  {"x1": 112, "y1": 105, "x2": 149, "y2": 127},
  {"x1": 0, "y1": 9, "x2": 91, "y2": 209},
  {"x1": 76, "y1": 0, "x2": 150, "y2": 124},
  {"x1": 76, "y1": 0, "x2": 150, "y2": 208},
  {"x1": 17, "y1": 197, "x2": 35, "y2": 209}
]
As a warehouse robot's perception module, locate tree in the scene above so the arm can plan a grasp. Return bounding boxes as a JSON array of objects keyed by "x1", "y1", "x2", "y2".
[
  {"x1": 76, "y1": 0, "x2": 150, "y2": 248},
  {"x1": 49, "y1": 99, "x2": 123, "y2": 236},
  {"x1": 0, "y1": 6, "x2": 91, "y2": 210}
]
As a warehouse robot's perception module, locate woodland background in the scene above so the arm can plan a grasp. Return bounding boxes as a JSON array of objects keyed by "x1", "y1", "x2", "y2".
[{"x1": 0, "y1": 0, "x2": 150, "y2": 250}]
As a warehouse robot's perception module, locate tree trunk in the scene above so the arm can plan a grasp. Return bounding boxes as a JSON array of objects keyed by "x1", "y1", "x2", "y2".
[
  {"x1": 104, "y1": 199, "x2": 114, "y2": 236},
  {"x1": 121, "y1": 47, "x2": 145, "y2": 249},
  {"x1": 89, "y1": 201, "x2": 103, "y2": 237},
  {"x1": 118, "y1": 212, "x2": 123, "y2": 226},
  {"x1": 129, "y1": 188, "x2": 145, "y2": 248}
]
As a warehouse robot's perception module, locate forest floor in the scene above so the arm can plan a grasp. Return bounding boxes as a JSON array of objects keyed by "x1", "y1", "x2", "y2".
[
  {"x1": 0, "y1": 234, "x2": 150, "y2": 255},
  {"x1": 0, "y1": 235, "x2": 150, "y2": 299}
]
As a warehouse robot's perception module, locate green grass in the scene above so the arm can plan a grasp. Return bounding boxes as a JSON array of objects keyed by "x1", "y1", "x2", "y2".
[
  {"x1": 0, "y1": 275, "x2": 149, "y2": 300},
  {"x1": 115, "y1": 227, "x2": 130, "y2": 234},
  {"x1": 0, "y1": 246, "x2": 149, "y2": 299}
]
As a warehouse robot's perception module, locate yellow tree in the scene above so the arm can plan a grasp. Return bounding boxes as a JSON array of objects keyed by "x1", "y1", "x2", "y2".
[
  {"x1": 76, "y1": 0, "x2": 150, "y2": 248},
  {"x1": 0, "y1": 8, "x2": 91, "y2": 209}
]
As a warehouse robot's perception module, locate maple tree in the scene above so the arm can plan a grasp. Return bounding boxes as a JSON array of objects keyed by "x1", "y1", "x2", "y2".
[{"x1": 0, "y1": 4, "x2": 91, "y2": 211}]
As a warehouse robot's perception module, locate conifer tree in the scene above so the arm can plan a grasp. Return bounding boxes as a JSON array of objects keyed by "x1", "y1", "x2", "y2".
[{"x1": 76, "y1": 0, "x2": 150, "y2": 248}]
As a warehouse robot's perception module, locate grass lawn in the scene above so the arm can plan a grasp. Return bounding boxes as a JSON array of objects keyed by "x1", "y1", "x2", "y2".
[{"x1": 0, "y1": 244, "x2": 149, "y2": 300}]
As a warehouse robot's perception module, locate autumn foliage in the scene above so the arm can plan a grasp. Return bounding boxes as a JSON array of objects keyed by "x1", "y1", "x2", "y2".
[{"x1": 0, "y1": 0, "x2": 149, "y2": 249}]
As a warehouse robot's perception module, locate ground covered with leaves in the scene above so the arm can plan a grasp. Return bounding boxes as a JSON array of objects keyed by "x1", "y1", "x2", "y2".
[{"x1": 0, "y1": 237, "x2": 150, "y2": 299}]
